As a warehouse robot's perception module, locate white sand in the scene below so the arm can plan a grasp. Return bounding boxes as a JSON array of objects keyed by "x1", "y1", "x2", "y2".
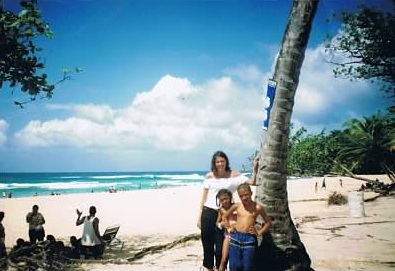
[
  {"x1": 1, "y1": 185, "x2": 202, "y2": 245},
  {"x1": 1, "y1": 175, "x2": 394, "y2": 271}
]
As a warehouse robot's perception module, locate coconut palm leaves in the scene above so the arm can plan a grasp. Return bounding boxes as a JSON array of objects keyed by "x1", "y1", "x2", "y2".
[{"x1": 338, "y1": 112, "x2": 395, "y2": 174}]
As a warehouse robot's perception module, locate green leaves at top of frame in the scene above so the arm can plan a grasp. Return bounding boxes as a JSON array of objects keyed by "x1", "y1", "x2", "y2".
[{"x1": 1, "y1": 0, "x2": 54, "y2": 99}]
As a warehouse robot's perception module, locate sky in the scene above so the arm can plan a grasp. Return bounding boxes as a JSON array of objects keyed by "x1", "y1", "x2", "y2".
[{"x1": 0, "y1": 0, "x2": 392, "y2": 173}]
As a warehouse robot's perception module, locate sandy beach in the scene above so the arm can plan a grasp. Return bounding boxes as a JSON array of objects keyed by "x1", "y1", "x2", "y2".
[{"x1": 1, "y1": 175, "x2": 394, "y2": 271}]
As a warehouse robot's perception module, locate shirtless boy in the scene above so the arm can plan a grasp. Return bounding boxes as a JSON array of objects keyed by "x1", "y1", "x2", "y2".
[{"x1": 224, "y1": 183, "x2": 271, "y2": 271}]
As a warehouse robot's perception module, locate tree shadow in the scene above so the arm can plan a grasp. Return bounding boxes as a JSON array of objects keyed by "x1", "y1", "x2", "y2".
[{"x1": 254, "y1": 231, "x2": 314, "y2": 271}]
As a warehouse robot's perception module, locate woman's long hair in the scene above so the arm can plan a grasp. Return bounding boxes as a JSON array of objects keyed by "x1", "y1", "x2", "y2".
[{"x1": 211, "y1": 150, "x2": 231, "y2": 177}]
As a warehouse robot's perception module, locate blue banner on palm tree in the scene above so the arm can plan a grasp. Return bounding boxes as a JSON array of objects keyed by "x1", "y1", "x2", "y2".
[{"x1": 262, "y1": 79, "x2": 277, "y2": 130}]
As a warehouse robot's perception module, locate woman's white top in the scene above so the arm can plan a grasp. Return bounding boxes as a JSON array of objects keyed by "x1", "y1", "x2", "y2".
[{"x1": 203, "y1": 175, "x2": 248, "y2": 209}]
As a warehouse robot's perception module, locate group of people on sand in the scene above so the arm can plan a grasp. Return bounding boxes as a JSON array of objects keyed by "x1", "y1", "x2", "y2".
[
  {"x1": 2, "y1": 150, "x2": 270, "y2": 271},
  {"x1": 0, "y1": 204, "x2": 107, "y2": 265},
  {"x1": 197, "y1": 151, "x2": 272, "y2": 271}
]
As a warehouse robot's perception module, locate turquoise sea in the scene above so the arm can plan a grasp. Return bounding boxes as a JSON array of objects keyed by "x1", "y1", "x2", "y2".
[{"x1": 0, "y1": 171, "x2": 208, "y2": 198}]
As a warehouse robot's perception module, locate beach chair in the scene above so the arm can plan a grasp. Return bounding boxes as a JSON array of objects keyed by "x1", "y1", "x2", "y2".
[{"x1": 102, "y1": 225, "x2": 124, "y2": 250}]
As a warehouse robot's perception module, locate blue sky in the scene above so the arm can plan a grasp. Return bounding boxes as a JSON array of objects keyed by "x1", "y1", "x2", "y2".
[{"x1": 0, "y1": 0, "x2": 392, "y2": 172}]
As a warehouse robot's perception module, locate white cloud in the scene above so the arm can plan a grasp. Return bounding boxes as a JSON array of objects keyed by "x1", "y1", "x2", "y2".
[
  {"x1": 12, "y1": 41, "x2": 389, "y2": 162},
  {"x1": 0, "y1": 119, "x2": 9, "y2": 146},
  {"x1": 291, "y1": 43, "x2": 385, "y2": 132},
  {"x1": 223, "y1": 64, "x2": 263, "y2": 83},
  {"x1": 14, "y1": 74, "x2": 263, "y2": 153},
  {"x1": 74, "y1": 104, "x2": 115, "y2": 123}
]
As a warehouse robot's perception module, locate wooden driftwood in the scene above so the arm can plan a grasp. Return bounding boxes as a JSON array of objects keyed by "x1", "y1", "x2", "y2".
[
  {"x1": 332, "y1": 163, "x2": 376, "y2": 183},
  {"x1": 381, "y1": 163, "x2": 395, "y2": 182},
  {"x1": 0, "y1": 234, "x2": 201, "y2": 270},
  {"x1": 127, "y1": 233, "x2": 200, "y2": 262},
  {"x1": 333, "y1": 161, "x2": 395, "y2": 184},
  {"x1": 1, "y1": 241, "x2": 81, "y2": 271},
  {"x1": 331, "y1": 162, "x2": 395, "y2": 196}
]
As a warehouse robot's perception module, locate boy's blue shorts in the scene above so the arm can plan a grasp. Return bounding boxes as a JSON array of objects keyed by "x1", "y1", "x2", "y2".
[{"x1": 229, "y1": 231, "x2": 257, "y2": 271}]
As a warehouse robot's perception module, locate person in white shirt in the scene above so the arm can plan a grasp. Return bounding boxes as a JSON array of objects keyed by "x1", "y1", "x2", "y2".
[
  {"x1": 76, "y1": 206, "x2": 103, "y2": 259},
  {"x1": 197, "y1": 151, "x2": 258, "y2": 271}
]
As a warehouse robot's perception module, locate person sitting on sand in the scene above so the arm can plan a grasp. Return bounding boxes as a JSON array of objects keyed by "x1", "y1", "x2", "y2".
[
  {"x1": 65, "y1": 236, "x2": 82, "y2": 259},
  {"x1": 9, "y1": 238, "x2": 35, "y2": 264},
  {"x1": 43, "y1": 234, "x2": 65, "y2": 256},
  {"x1": 76, "y1": 206, "x2": 104, "y2": 259},
  {"x1": 12, "y1": 238, "x2": 30, "y2": 251},
  {"x1": 224, "y1": 183, "x2": 271, "y2": 271}
]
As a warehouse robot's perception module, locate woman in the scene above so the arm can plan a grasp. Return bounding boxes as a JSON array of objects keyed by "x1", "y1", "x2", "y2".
[
  {"x1": 26, "y1": 205, "x2": 46, "y2": 244},
  {"x1": 197, "y1": 151, "x2": 258, "y2": 271}
]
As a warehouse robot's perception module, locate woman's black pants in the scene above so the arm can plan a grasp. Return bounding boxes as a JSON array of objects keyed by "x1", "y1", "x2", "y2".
[{"x1": 201, "y1": 207, "x2": 224, "y2": 269}]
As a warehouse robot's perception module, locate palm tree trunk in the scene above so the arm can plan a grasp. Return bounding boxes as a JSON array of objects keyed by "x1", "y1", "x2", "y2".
[{"x1": 255, "y1": 1, "x2": 319, "y2": 270}]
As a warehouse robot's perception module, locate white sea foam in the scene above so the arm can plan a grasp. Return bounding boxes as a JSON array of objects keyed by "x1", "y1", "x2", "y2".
[
  {"x1": 91, "y1": 175, "x2": 134, "y2": 179},
  {"x1": 0, "y1": 171, "x2": 206, "y2": 198},
  {"x1": 1, "y1": 181, "x2": 134, "y2": 190},
  {"x1": 156, "y1": 173, "x2": 204, "y2": 180}
]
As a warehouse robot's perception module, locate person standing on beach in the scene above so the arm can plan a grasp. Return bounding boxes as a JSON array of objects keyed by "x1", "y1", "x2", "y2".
[
  {"x1": 26, "y1": 205, "x2": 45, "y2": 244},
  {"x1": 0, "y1": 211, "x2": 6, "y2": 259},
  {"x1": 76, "y1": 206, "x2": 103, "y2": 259},
  {"x1": 224, "y1": 183, "x2": 271, "y2": 271},
  {"x1": 197, "y1": 151, "x2": 259, "y2": 271},
  {"x1": 322, "y1": 178, "x2": 326, "y2": 190}
]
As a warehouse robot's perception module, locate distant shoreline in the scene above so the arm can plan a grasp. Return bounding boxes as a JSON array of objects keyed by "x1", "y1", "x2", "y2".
[
  {"x1": 0, "y1": 171, "x2": 206, "y2": 198},
  {"x1": 1, "y1": 170, "x2": 336, "y2": 199}
]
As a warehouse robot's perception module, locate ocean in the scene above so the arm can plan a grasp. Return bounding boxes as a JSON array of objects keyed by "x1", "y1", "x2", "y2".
[{"x1": 0, "y1": 171, "x2": 208, "y2": 198}]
